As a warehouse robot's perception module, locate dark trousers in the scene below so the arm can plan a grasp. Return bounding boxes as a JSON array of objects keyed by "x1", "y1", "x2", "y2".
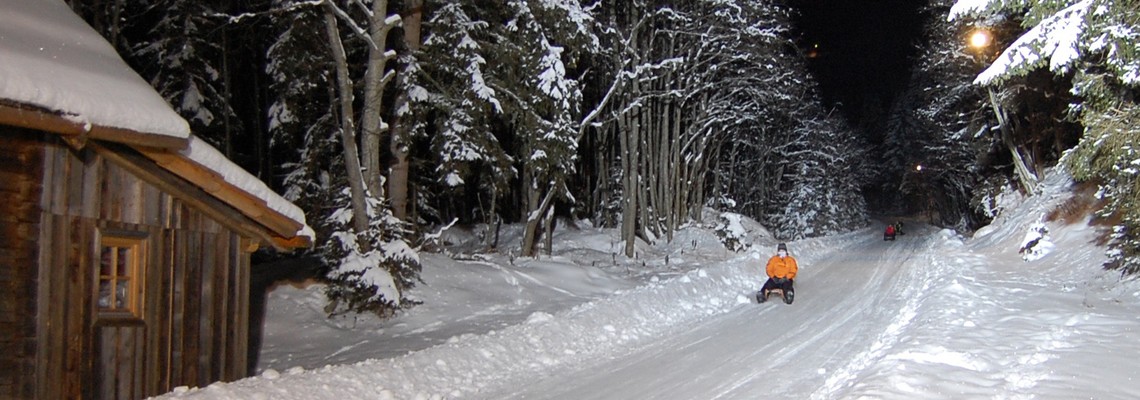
[{"x1": 762, "y1": 277, "x2": 794, "y2": 293}]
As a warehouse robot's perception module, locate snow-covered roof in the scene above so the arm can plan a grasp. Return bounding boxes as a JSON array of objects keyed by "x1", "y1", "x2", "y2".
[
  {"x1": 0, "y1": 0, "x2": 312, "y2": 248},
  {"x1": 0, "y1": 0, "x2": 189, "y2": 140},
  {"x1": 178, "y1": 136, "x2": 314, "y2": 244}
]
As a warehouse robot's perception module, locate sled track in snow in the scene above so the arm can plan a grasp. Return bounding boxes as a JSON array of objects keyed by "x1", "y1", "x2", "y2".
[{"x1": 493, "y1": 227, "x2": 943, "y2": 399}]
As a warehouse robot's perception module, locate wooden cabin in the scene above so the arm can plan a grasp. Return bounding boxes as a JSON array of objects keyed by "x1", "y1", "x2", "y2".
[{"x1": 0, "y1": 1, "x2": 313, "y2": 399}]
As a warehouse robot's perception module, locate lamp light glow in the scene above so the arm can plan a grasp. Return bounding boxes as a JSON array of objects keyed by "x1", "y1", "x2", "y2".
[{"x1": 969, "y1": 29, "x2": 991, "y2": 49}]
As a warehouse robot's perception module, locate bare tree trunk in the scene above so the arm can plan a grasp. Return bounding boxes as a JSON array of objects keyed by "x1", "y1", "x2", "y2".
[
  {"x1": 323, "y1": 5, "x2": 370, "y2": 241},
  {"x1": 691, "y1": 136, "x2": 715, "y2": 223},
  {"x1": 646, "y1": 79, "x2": 662, "y2": 240},
  {"x1": 988, "y1": 89, "x2": 1038, "y2": 193},
  {"x1": 520, "y1": 185, "x2": 556, "y2": 257},
  {"x1": 360, "y1": 0, "x2": 399, "y2": 198},
  {"x1": 542, "y1": 203, "x2": 555, "y2": 256},
  {"x1": 667, "y1": 98, "x2": 681, "y2": 240},
  {"x1": 619, "y1": 107, "x2": 637, "y2": 257},
  {"x1": 389, "y1": 0, "x2": 423, "y2": 220},
  {"x1": 110, "y1": 0, "x2": 123, "y2": 49},
  {"x1": 484, "y1": 185, "x2": 499, "y2": 249},
  {"x1": 635, "y1": 107, "x2": 650, "y2": 244}
]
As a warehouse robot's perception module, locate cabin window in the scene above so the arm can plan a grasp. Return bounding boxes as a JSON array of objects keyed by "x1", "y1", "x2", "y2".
[{"x1": 97, "y1": 235, "x2": 145, "y2": 318}]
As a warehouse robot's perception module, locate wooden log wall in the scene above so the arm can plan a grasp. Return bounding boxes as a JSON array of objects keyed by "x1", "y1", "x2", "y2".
[
  {"x1": 0, "y1": 128, "x2": 46, "y2": 399},
  {"x1": 0, "y1": 128, "x2": 254, "y2": 399}
]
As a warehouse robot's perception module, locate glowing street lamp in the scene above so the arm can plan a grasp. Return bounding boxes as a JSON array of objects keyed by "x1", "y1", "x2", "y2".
[
  {"x1": 964, "y1": 26, "x2": 1034, "y2": 191},
  {"x1": 916, "y1": 164, "x2": 923, "y2": 172},
  {"x1": 969, "y1": 29, "x2": 992, "y2": 49}
]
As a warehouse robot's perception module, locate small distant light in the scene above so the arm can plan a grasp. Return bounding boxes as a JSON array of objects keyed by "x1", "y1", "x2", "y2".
[{"x1": 916, "y1": 165, "x2": 923, "y2": 172}]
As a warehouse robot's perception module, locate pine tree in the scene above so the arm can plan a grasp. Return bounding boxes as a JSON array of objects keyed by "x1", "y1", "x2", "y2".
[
  {"x1": 266, "y1": 3, "x2": 339, "y2": 240},
  {"x1": 410, "y1": 0, "x2": 599, "y2": 255},
  {"x1": 884, "y1": 0, "x2": 994, "y2": 230},
  {"x1": 951, "y1": 0, "x2": 1140, "y2": 273},
  {"x1": 414, "y1": 1, "x2": 514, "y2": 209},
  {"x1": 263, "y1": 0, "x2": 422, "y2": 316},
  {"x1": 125, "y1": 0, "x2": 243, "y2": 153}
]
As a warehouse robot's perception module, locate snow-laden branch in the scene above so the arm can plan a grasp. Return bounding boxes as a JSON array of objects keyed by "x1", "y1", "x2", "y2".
[
  {"x1": 322, "y1": 0, "x2": 380, "y2": 50},
  {"x1": 212, "y1": 0, "x2": 323, "y2": 25},
  {"x1": 351, "y1": 0, "x2": 372, "y2": 17},
  {"x1": 974, "y1": 0, "x2": 1092, "y2": 85}
]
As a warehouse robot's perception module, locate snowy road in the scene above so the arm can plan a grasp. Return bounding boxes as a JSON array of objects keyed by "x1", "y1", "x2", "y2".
[
  {"x1": 158, "y1": 175, "x2": 1140, "y2": 400},
  {"x1": 491, "y1": 232, "x2": 938, "y2": 399}
]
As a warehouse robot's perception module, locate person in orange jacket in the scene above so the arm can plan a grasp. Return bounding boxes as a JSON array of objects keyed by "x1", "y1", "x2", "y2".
[{"x1": 760, "y1": 243, "x2": 797, "y2": 303}]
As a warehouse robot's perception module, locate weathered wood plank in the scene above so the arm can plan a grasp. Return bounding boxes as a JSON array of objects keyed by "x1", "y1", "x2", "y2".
[
  {"x1": 0, "y1": 131, "x2": 39, "y2": 400},
  {"x1": 78, "y1": 149, "x2": 101, "y2": 220},
  {"x1": 0, "y1": 170, "x2": 37, "y2": 197},
  {"x1": 92, "y1": 142, "x2": 281, "y2": 247},
  {"x1": 137, "y1": 148, "x2": 305, "y2": 238},
  {"x1": 0, "y1": 221, "x2": 37, "y2": 244},
  {"x1": 9, "y1": 131, "x2": 268, "y2": 398},
  {"x1": 40, "y1": 214, "x2": 67, "y2": 400},
  {"x1": 64, "y1": 147, "x2": 85, "y2": 218},
  {"x1": 155, "y1": 232, "x2": 175, "y2": 393},
  {"x1": 217, "y1": 234, "x2": 232, "y2": 380},
  {"x1": 0, "y1": 200, "x2": 41, "y2": 224},
  {"x1": 203, "y1": 232, "x2": 219, "y2": 381},
  {"x1": 45, "y1": 142, "x2": 67, "y2": 216},
  {"x1": 73, "y1": 217, "x2": 95, "y2": 398},
  {"x1": 169, "y1": 229, "x2": 187, "y2": 385},
  {"x1": 0, "y1": 103, "x2": 189, "y2": 151},
  {"x1": 232, "y1": 235, "x2": 252, "y2": 380},
  {"x1": 182, "y1": 231, "x2": 202, "y2": 387}
]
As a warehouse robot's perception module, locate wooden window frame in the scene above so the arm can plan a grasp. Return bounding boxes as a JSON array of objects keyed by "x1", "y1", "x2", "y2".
[{"x1": 95, "y1": 231, "x2": 148, "y2": 321}]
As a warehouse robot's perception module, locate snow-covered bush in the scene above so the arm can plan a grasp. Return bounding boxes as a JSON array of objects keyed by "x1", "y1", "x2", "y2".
[
  {"x1": 1065, "y1": 104, "x2": 1140, "y2": 274},
  {"x1": 714, "y1": 213, "x2": 750, "y2": 252},
  {"x1": 1018, "y1": 222, "x2": 1054, "y2": 261},
  {"x1": 972, "y1": 176, "x2": 1021, "y2": 219},
  {"x1": 323, "y1": 190, "x2": 422, "y2": 317}
]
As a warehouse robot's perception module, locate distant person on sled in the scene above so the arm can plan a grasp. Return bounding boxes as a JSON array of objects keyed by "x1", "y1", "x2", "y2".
[
  {"x1": 884, "y1": 224, "x2": 896, "y2": 241},
  {"x1": 759, "y1": 243, "x2": 797, "y2": 304}
]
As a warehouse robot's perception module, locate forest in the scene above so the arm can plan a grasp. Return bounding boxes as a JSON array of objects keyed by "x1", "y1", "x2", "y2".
[{"x1": 64, "y1": 0, "x2": 1140, "y2": 315}]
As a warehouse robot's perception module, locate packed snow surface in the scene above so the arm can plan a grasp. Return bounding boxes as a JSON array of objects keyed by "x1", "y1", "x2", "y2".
[{"x1": 157, "y1": 171, "x2": 1140, "y2": 399}]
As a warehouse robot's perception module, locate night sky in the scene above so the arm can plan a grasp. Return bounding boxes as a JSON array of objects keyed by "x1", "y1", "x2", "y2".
[{"x1": 786, "y1": 0, "x2": 925, "y2": 136}]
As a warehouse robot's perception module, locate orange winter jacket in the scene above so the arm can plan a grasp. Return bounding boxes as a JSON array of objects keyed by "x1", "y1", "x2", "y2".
[{"x1": 766, "y1": 255, "x2": 798, "y2": 280}]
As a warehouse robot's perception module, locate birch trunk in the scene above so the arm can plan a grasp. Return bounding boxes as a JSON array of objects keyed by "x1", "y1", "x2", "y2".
[
  {"x1": 647, "y1": 80, "x2": 662, "y2": 239},
  {"x1": 635, "y1": 107, "x2": 650, "y2": 244},
  {"x1": 388, "y1": 0, "x2": 422, "y2": 220},
  {"x1": 322, "y1": 6, "x2": 370, "y2": 241},
  {"x1": 619, "y1": 107, "x2": 637, "y2": 257},
  {"x1": 542, "y1": 203, "x2": 555, "y2": 256},
  {"x1": 360, "y1": 0, "x2": 398, "y2": 198},
  {"x1": 988, "y1": 89, "x2": 1038, "y2": 193},
  {"x1": 667, "y1": 99, "x2": 681, "y2": 240},
  {"x1": 520, "y1": 184, "x2": 556, "y2": 257}
]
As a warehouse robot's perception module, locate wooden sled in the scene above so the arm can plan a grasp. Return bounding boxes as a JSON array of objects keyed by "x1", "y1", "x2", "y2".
[{"x1": 757, "y1": 287, "x2": 794, "y2": 304}]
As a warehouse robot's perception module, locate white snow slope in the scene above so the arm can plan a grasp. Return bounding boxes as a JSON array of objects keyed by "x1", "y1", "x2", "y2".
[{"x1": 156, "y1": 171, "x2": 1140, "y2": 400}]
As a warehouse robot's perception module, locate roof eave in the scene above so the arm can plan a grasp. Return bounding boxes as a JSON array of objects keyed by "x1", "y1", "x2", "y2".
[{"x1": 0, "y1": 101, "x2": 188, "y2": 151}]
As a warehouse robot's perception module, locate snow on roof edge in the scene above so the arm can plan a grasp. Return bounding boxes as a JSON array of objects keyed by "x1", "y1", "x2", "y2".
[{"x1": 183, "y1": 135, "x2": 314, "y2": 242}]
